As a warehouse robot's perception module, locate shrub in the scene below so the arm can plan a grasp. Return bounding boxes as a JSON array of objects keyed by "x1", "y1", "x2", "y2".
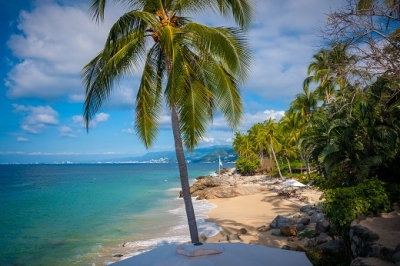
[
  {"x1": 322, "y1": 178, "x2": 390, "y2": 235},
  {"x1": 236, "y1": 154, "x2": 259, "y2": 175}
]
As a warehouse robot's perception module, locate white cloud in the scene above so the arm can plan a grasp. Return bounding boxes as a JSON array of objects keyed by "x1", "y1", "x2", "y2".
[
  {"x1": 123, "y1": 128, "x2": 135, "y2": 134},
  {"x1": 17, "y1": 137, "x2": 29, "y2": 142},
  {"x1": 5, "y1": 0, "x2": 346, "y2": 107},
  {"x1": 72, "y1": 112, "x2": 109, "y2": 128},
  {"x1": 5, "y1": 1, "x2": 126, "y2": 101},
  {"x1": 201, "y1": 137, "x2": 215, "y2": 143},
  {"x1": 13, "y1": 104, "x2": 59, "y2": 134},
  {"x1": 95, "y1": 113, "x2": 110, "y2": 122},
  {"x1": 59, "y1": 126, "x2": 75, "y2": 137}
]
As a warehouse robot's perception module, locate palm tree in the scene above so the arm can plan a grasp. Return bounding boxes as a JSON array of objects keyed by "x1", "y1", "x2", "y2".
[
  {"x1": 263, "y1": 118, "x2": 283, "y2": 178},
  {"x1": 248, "y1": 123, "x2": 268, "y2": 166},
  {"x1": 303, "y1": 44, "x2": 356, "y2": 104},
  {"x1": 232, "y1": 132, "x2": 254, "y2": 158},
  {"x1": 82, "y1": 0, "x2": 253, "y2": 243}
]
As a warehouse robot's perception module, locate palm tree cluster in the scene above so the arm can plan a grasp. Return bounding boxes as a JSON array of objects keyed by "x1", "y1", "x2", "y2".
[{"x1": 234, "y1": 40, "x2": 400, "y2": 187}]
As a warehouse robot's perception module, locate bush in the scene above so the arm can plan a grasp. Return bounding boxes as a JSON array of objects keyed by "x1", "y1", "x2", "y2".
[
  {"x1": 322, "y1": 178, "x2": 390, "y2": 235},
  {"x1": 385, "y1": 182, "x2": 400, "y2": 204},
  {"x1": 236, "y1": 154, "x2": 259, "y2": 175}
]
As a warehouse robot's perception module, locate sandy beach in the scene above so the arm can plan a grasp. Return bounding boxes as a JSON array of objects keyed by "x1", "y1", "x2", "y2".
[{"x1": 200, "y1": 175, "x2": 324, "y2": 249}]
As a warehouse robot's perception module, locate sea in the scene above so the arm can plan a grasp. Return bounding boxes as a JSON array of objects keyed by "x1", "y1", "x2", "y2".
[{"x1": 0, "y1": 163, "x2": 231, "y2": 265}]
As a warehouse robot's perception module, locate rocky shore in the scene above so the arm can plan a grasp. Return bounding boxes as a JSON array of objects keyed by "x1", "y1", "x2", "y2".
[{"x1": 188, "y1": 168, "x2": 400, "y2": 265}]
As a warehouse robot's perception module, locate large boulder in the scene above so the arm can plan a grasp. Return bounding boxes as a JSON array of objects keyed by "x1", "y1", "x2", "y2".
[{"x1": 270, "y1": 215, "x2": 293, "y2": 229}]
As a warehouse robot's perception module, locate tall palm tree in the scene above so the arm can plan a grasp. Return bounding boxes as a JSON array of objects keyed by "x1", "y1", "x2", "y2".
[
  {"x1": 303, "y1": 44, "x2": 356, "y2": 104},
  {"x1": 82, "y1": 0, "x2": 252, "y2": 243},
  {"x1": 248, "y1": 123, "x2": 268, "y2": 165},
  {"x1": 263, "y1": 118, "x2": 283, "y2": 178}
]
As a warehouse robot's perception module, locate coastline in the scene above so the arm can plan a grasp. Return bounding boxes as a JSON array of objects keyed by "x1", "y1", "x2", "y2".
[
  {"x1": 204, "y1": 189, "x2": 323, "y2": 248},
  {"x1": 109, "y1": 171, "x2": 323, "y2": 265}
]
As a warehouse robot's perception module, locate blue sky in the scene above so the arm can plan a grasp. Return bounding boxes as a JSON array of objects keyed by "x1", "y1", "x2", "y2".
[{"x1": 0, "y1": 0, "x2": 346, "y2": 163}]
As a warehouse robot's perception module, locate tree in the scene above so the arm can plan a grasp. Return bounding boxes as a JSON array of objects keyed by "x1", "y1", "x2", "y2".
[
  {"x1": 82, "y1": 0, "x2": 253, "y2": 243},
  {"x1": 324, "y1": 0, "x2": 400, "y2": 84},
  {"x1": 263, "y1": 118, "x2": 283, "y2": 178},
  {"x1": 248, "y1": 123, "x2": 268, "y2": 166},
  {"x1": 303, "y1": 43, "x2": 357, "y2": 104}
]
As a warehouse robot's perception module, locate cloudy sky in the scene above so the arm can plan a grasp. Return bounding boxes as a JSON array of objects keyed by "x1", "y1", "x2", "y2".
[{"x1": 0, "y1": 0, "x2": 346, "y2": 163}]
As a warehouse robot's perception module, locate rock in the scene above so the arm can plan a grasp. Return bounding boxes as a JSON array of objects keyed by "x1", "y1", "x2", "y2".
[
  {"x1": 315, "y1": 219, "x2": 330, "y2": 234},
  {"x1": 300, "y1": 205, "x2": 312, "y2": 212},
  {"x1": 306, "y1": 233, "x2": 332, "y2": 248},
  {"x1": 238, "y1": 228, "x2": 247, "y2": 235},
  {"x1": 393, "y1": 251, "x2": 400, "y2": 263},
  {"x1": 307, "y1": 210, "x2": 316, "y2": 216},
  {"x1": 297, "y1": 223, "x2": 306, "y2": 231},
  {"x1": 270, "y1": 215, "x2": 293, "y2": 229},
  {"x1": 271, "y1": 229, "x2": 282, "y2": 236},
  {"x1": 310, "y1": 213, "x2": 324, "y2": 223},
  {"x1": 395, "y1": 243, "x2": 400, "y2": 253},
  {"x1": 282, "y1": 245, "x2": 291, "y2": 250},
  {"x1": 113, "y1": 254, "x2": 124, "y2": 258},
  {"x1": 380, "y1": 247, "x2": 395, "y2": 262},
  {"x1": 316, "y1": 205, "x2": 324, "y2": 213},
  {"x1": 280, "y1": 226, "x2": 298, "y2": 236},
  {"x1": 300, "y1": 217, "x2": 310, "y2": 225},
  {"x1": 317, "y1": 239, "x2": 344, "y2": 253},
  {"x1": 351, "y1": 257, "x2": 394, "y2": 266}
]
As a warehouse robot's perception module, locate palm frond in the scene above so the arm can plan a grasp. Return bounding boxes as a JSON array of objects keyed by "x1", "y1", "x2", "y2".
[{"x1": 135, "y1": 45, "x2": 164, "y2": 148}]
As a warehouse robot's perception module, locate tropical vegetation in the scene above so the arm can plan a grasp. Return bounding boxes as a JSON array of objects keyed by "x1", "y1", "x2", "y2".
[
  {"x1": 82, "y1": 0, "x2": 252, "y2": 243},
  {"x1": 233, "y1": 1, "x2": 400, "y2": 262}
]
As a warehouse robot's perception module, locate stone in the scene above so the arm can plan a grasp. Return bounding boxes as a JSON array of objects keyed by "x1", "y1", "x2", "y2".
[
  {"x1": 380, "y1": 247, "x2": 395, "y2": 262},
  {"x1": 315, "y1": 219, "x2": 330, "y2": 234},
  {"x1": 297, "y1": 223, "x2": 306, "y2": 231},
  {"x1": 395, "y1": 243, "x2": 400, "y2": 253},
  {"x1": 282, "y1": 245, "x2": 291, "y2": 250},
  {"x1": 270, "y1": 215, "x2": 293, "y2": 229},
  {"x1": 271, "y1": 229, "x2": 282, "y2": 236},
  {"x1": 316, "y1": 205, "x2": 324, "y2": 213},
  {"x1": 316, "y1": 233, "x2": 332, "y2": 245},
  {"x1": 300, "y1": 205, "x2": 312, "y2": 212},
  {"x1": 310, "y1": 213, "x2": 324, "y2": 223},
  {"x1": 317, "y1": 239, "x2": 344, "y2": 253},
  {"x1": 307, "y1": 210, "x2": 316, "y2": 216},
  {"x1": 280, "y1": 225, "x2": 298, "y2": 236},
  {"x1": 300, "y1": 217, "x2": 311, "y2": 225},
  {"x1": 113, "y1": 254, "x2": 124, "y2": 258},
  {"x1": 351, "y1": 257, "x2": 394, "y2": 266},
  {"x1": 238, "y1": 228, "x2": 247, "y2": 235}
]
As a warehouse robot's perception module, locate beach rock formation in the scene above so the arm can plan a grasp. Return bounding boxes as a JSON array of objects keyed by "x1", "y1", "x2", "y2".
[{"x1": 187, "y1": 175, "x2": 264, "y2": 199}]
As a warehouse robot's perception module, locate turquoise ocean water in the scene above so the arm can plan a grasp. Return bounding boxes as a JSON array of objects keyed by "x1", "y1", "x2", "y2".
[{"x1": 0, "y1": 163, "x2": 230, "y2": 265}]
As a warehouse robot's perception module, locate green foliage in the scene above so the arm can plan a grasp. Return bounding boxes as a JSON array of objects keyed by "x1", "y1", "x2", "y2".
[
  {"x1": 236, "y1": 154, "x2": 259, "y2": 175},
  {"x1": 306, "y1": 247, "x2": 351, "y2": 266},
  {"x1": 322, "y1": 178, "x2": 390, "y2": 235},
  {"x1": 385, "y1": 182, "x2": 400, "y2": 204}
]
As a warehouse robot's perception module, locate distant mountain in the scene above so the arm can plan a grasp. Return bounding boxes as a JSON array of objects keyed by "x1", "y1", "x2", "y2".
[{"x1": 111, "y1": 145, "x2": 237, "y2": 163}]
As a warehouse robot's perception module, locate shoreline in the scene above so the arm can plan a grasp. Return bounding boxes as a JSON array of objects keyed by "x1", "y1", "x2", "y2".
[
  {"x1": 109, "y1": 172, "x2": 323, "y2": 265},
  {"x1": 203, "y1": 189, "x2": 323, "y2": 248}
]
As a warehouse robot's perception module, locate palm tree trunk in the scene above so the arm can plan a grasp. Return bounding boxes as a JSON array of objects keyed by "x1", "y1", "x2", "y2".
[
  {"x1": 285, "y1": 157, "x2": 293, "y2": 177},
  {"x1": 271, "y1": 144, "x2": 283, "y2": 178},
  {"x1": 170, "y1": 105, "x2": 199, "y2": 243}
]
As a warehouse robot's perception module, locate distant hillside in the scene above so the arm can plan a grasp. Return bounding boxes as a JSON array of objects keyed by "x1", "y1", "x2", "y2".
[{"x1": 111, "y1": 145, "x2": 237, "y2": 163}]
